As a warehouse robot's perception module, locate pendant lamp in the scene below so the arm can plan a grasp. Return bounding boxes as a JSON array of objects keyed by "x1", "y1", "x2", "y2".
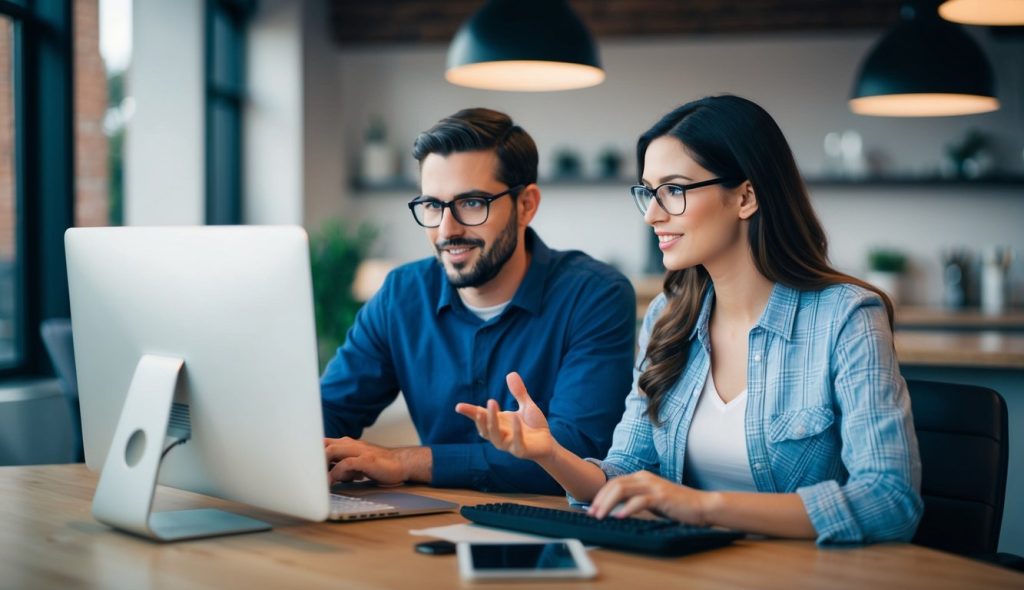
[
  {"x1": 850, "y1": 2, "x2": 999, "y2": 117},
  {"x1": 939, "y1": 0, "x2": 1024, "y2": 25},
  {"x1": 446, "y1": 0, "x2": 605, "y2": 92}
]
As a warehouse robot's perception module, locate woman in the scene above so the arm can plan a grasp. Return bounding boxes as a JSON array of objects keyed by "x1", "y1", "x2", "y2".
[{"x1": 455, "y1": 95, "x2": 922, "y2": 544}]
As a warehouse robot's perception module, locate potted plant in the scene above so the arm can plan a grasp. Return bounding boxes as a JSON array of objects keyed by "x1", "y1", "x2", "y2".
[
  {"x1": 309, "y1": 220, "x2": 377, "y2": 370},
  {"x1": 944, "y1": 129, "x2": 992, "y2": 179},
  {"x1": 597, "y1": 146, "x2": 623, "y2": 179},
  {"x1": 866, "y1": 248, "x2": 907, "y2": 306},
  {"x1": 553, "y1": 148, "x2": 582, "y2": 179},
  {"x1": 360, "y1": 115, "x2": 394, "y2": 184}
]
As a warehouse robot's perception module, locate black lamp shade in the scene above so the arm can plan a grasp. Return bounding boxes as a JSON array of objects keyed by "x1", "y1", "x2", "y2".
[
  {"x1": 850, "y1": 3, "x2": 999, "y2": 116},
  {"x1": 446, "y1": 0, "x2": 605, "y2": 92}
]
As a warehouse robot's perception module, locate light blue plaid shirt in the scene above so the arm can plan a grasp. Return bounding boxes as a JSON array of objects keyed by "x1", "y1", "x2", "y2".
[{"x1": 584, "y1": 282, "x2": 923, "y2": 544}]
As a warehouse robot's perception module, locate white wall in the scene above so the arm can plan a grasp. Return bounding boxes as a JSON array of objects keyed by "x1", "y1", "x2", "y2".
[
  {"x1": 245, "y1": 0, "x2": 304, "y2": 225},
  {"x1": 331, "y1": 32, "x2": 1024, "y2": 306},
  {"x1": 125, "y1": 0, "x2": 204, "y2": 225},
  {"x1": 245, "y1": 0, "x2": 347, "y2": 229},
  {"x1": 300, "y1": 0, "x2": 349, "y2": 228}
]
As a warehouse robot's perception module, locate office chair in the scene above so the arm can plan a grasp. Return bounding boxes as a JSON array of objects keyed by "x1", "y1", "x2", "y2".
[
  {"x1": 39, "y1": 318, "x2": 83, "y2": 462},
  {"x1": 907, "y1": 379, "x2": 1023, "y2": 571}
]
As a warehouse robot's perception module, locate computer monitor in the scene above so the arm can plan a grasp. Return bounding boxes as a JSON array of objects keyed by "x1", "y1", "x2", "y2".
[{"x1": 66, "y1": 226, "x2": 330, "y2": 541}]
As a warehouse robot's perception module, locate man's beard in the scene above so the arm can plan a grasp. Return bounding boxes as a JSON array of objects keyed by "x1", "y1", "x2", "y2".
[{"x1": 435, "y1": 213, "x2": 518, "y2": 289}]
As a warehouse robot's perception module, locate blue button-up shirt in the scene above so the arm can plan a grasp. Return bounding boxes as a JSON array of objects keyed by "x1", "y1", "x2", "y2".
[
  {"x1": 587, "y1": 283, "x2": 923, "y2": 544},
  {"x1": 321, "y1": 229, "x2": 636, "y2": 494}
]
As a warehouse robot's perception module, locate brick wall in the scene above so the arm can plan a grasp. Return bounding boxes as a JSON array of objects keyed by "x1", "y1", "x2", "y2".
[
  {"x1": 0, "y1": 0, "x2": 109, "y2": 262},
  {"x1": 329, "y1": 0, "x2": 903, "y2": 45},
  {"x1": 0, "y1": 20, "x2": 13, "y2": 260},
  {"x1": 74, "y1": 0, "x2": 110, "y2": 228}
]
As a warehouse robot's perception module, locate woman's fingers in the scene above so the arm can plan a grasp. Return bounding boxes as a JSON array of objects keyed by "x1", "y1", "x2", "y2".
[
  {"x1": 508, "y1": 409, "x2": 524, "y2": 455},
  {"x1": 505, "y1": 372, "x2": 536, "y2": 409},
  {"x1": 455, "y1": 402, "x2": 493, "y2": 438},
  {"x1": 455, "y1": 398, "x2": 532, "y2": 455},
  {"x1": 589, "y1": 479, "x2": 626, "y2": 519},
  {"x1": 454, "y1": 402, "x2": 485, "y2": 420},
  {"x1": 589, "y1": 473, "x2": 653, "y2": 519},
  {"x1": 486, "y1": 399, "x2": 500, "y2": 438},
  {"x1": 611, "y1": 495, "x2": 650, "y2": 519}
]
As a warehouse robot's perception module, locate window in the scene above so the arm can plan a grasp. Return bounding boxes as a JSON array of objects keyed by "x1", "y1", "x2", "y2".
[
  {"x1": 205, "y1": 0, "x2": 253, "y2": 225},
  {"x1": 0, "y1": 15, "x2": 16, "y2": 368},
  {"x1": 0, "y1": 1, "x2": 74, "y2": 378}
]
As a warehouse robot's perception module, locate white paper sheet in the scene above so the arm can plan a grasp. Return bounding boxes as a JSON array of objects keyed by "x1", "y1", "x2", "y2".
[{"x1": 409, "y1": 523, "x2": 553, "y2": 543}]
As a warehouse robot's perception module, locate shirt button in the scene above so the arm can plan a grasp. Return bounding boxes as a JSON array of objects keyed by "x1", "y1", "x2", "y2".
[
  {"x1": 795, "y1": 426, "x2": 806, "y2": 436},
  {"x1": 474, "y1": 379, "x2": 485, "y2": 387},
  {"x1": 752, "y1": 462, "x2": 764, "y2": 471},
  {"x1": 753, "y1": 353, "x2": 762, "y2": 362}
]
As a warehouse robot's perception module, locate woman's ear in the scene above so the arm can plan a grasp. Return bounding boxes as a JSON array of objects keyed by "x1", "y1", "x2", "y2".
[{"x1": 737, "y1": 181, "x2": 758, "y2": 220}]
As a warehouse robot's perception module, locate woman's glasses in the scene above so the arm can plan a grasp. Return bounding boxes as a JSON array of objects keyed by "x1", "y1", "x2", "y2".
[{"x1": 629, "y1": 177, "x2": 741, "y2": 216}]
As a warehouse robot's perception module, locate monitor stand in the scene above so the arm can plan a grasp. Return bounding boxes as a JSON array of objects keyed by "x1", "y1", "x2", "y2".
[{"x1": 91, "y1": 354, "x2": 271, "y2": 541}]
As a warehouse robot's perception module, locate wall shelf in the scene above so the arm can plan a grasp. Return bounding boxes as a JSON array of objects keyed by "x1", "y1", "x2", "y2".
[
  {"x1": 350, "y1": 175, "x2": 1024, "y2": 193},
  {"x1": 803, "y1": 175, "x2": 1024, "y2": 188},
  {"x1": 350, "y1": 176, "x2": 630, "y2": 193}
]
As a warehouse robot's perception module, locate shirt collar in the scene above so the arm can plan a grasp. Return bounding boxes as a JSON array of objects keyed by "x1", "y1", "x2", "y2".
[
  {"x1": 756, "y1": 282, "x2": 799, "y2": 341},
  {"x1": 691, "y1": 286, "x2": 715, "y2": 348},
  {"x1": 690, "y1": 281, "x2": 798, "y2": 344},
  {"x1": 435, "y1": 227, "x2": 549, "y2": 316}
]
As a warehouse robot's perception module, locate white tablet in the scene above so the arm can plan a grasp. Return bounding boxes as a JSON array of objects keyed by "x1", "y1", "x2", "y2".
[{"x1": 456, "y1": 540, "x2": 597, "y2": 581}]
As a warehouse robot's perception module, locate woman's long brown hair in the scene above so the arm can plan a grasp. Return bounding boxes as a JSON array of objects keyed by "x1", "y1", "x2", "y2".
[{"x1": 637, "y1": 96, "x2": 894, "y2": 425}]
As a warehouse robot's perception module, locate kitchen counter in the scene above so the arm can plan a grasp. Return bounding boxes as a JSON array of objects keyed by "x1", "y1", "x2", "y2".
[
  {"x1": 895, "y1": 330, "x2": 1024, "y2": 369},
  {"x1": 631, "y1": 276, "x2": 1024, "y2": 369},
  {"x1": 896, "y1": 306, "x2": 1024, "y2": 331}
]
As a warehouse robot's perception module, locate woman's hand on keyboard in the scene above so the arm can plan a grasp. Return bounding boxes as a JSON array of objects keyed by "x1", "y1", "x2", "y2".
[
  {"x1": 587, "y1": 470, "x2": 712, "y2": 526},
  {"x1": 455, "y1": 372, "x2": 555, "y2": 461}
]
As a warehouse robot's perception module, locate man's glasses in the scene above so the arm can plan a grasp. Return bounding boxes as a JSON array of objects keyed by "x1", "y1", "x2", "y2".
[
  {"x1": 629, "y1": 177, "x2": 741, "y2": 216},
  {"x1": 408, "y1": 185, "x2": 523, "y2": 228}
]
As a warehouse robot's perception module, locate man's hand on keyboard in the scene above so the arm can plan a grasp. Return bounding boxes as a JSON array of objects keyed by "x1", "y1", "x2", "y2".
[
  {"x1": 587, "y1": 470, "x2": 714, "y2": 527},
  {"x1": 323, "y1": 437, "x2": 432, "y2": 486},
  {"x1": 455, "y1": 371, "x2": 555, "y2": 461}
]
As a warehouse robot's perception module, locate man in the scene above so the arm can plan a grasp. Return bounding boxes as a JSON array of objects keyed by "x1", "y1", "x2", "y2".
[{"x1": 321, "y1": 108, "x2": 635, "y2": 494}]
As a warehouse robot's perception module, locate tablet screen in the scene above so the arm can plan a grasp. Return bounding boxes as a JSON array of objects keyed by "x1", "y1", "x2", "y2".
[{"x1": 469, "y1": 542, "x2": 579, "y2": 570}]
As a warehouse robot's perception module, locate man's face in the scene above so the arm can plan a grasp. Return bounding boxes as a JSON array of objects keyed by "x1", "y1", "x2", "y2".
[{"x1": 420, "y1": 150, "x2": 519, "y2": 289}]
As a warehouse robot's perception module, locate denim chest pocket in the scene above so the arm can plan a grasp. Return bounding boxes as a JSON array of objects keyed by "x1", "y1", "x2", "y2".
[{"x1": 768, "y1": 406, "x2": 835, "y2": 443}]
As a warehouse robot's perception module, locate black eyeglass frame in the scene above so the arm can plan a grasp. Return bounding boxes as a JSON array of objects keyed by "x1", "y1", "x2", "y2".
[
  {"x1": 407, "y1": 185, "x2": 524, "y2": 228},
  {"x1": 630, "y1": 177, "x2": 743, "y2": 216}
]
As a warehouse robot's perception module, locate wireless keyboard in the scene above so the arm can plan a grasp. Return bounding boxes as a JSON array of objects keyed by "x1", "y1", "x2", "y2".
[{"x1": 460, "y1": 502, "x2": 744, "y2": 556}]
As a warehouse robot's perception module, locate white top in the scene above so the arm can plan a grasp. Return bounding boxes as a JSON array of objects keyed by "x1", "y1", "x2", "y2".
[
  {"x1": 461, "y1": 298, "x2": 512, "y2": 322},
  {"x1": 683, "y1": 368, "x2": 757, "y2": 492}
]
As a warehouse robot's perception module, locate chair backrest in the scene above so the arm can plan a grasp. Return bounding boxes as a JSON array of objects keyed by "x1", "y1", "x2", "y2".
[
  {"x1": 907, "y1": 379, "x2": 1008, "y2": 556},
  {"x1": 40, "y1": 318, "x2": 77, "y2": 396},
  {"x1": 39, "y1": 318, "x2": 83, "y2": 461}
]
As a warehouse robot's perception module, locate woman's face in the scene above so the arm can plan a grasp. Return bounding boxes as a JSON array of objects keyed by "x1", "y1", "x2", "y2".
[{"x1": 641, "y1": 136, "x2": 746, "y2": 272}]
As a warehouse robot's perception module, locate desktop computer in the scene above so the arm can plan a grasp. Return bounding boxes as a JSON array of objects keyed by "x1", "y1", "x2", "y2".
[{"x1": 66, "y1": 226, "x2": 335, "y2": 541}]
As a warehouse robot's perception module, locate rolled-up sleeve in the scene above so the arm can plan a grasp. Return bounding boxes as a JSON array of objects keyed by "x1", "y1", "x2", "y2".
[{"x1": 797, "y1": 295, "x2": 923, "y2": 544}]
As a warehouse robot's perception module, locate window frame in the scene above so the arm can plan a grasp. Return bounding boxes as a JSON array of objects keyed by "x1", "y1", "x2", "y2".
[
  {"x1": 0, "y1": 0, "x2": 74, "y2": 379},
  {"x1": 204, "y1": 0, "x2": 253, "y2": 225}
]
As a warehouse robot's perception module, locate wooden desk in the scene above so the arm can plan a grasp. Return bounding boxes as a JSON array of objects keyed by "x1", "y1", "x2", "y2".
[{"x1": 3, "y1": 465, "x2": 1021, "y2": 590}]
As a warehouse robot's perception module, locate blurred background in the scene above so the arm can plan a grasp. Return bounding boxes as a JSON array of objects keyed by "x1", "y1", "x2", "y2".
[{"x1": 0, "y1": 0, "x2": 1022, "y2": 553}]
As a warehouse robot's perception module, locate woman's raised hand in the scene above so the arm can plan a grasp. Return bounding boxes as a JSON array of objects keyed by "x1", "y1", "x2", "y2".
[{"x1": 455, "y1": 372, "x2": 555, "y2": 461}]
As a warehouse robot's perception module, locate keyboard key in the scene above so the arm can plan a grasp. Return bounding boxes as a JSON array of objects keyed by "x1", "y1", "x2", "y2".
[{"x1": 330, "y1": 493, "x2": 399, "y2": 519}]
